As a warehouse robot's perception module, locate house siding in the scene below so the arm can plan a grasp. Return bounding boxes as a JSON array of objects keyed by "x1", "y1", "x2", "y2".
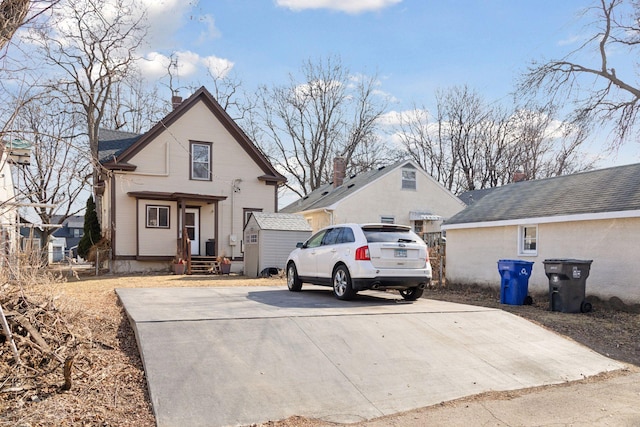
[{"x1": 446, "y1": 217, "x2": 640, "y2": 304}]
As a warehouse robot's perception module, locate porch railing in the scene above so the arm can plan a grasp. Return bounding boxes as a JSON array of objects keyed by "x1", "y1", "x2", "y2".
[{"x1": 178, "y1": 227, "x2": 192, "y2": 274}]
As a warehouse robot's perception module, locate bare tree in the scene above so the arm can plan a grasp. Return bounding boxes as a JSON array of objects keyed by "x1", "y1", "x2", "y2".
[
  {"x1": 395, "y1": 87, "x2": 594, "y2": 194},
  {"x1": 26, "y1": 0, "x2": 148, "y2": 189},
  {"x1": 11, "y1": 93, "x2": 91, "y2": 251},
  {"x1": 0, "y1": 0, "x2": 59, "y2": 54},
  {"x1": 520, "y1": 0, "x2": 640, "y2": 148},
  {"x1": 254, "y1": 56, "x2": 390, "y2": 197},
  {"x1": 393, "y1": 103, "x2": 455, "y2": 189},
  {"x1": 101, "y1": 72, "x2": 166, "y2": 134}
]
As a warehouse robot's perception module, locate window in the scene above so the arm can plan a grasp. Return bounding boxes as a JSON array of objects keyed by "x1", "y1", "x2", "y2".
[
  {"x1": 322, "y1": 227, "x2": 343, "y2": 245},
  {"x1": 190, "y1": 141, "x2": 211, "y2": 181},
  {"x1": 147, "y1": 205, "x2": 170, "y2": 228},
  {"x1": 413, "y1": 220, "x2": 424, "y2": 234},
  {"x1": 247, "y1": 234, "x2": 258, "y2": 244},
  {"x1": 305, "y1": 230, "x2": 327, "y2": 248},
  {"x1": 244, "y1": 208, "x2": 263, "y2": 227},
  {"x1": 73, "y1": 228, "x2": 83, "y2": 238},
  {"x1": 380, "y1": 216, "x2": 395, "y2": 224},
  {"x1": 402, "y1": 169, "x2": 416, "y2": 190},
  {"x1": 519, "y1": 225, "x2": 537, "y2": 255}
]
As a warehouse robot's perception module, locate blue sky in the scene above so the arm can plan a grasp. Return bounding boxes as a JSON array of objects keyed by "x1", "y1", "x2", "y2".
[
  {"x1": 10, "y1": 0, "x2": 633, "y2": 166},
  {"x1": 134, "y1": 0, "x2": 638, "y2": 166},
  {"x1": 143, "y1": 0, "x2": 584, "y2": 102}
]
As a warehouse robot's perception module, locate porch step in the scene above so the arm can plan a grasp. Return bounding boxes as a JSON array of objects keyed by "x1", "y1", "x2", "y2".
[{"x1": 189, "y1": 256, "x2": 224, "y2": 275}]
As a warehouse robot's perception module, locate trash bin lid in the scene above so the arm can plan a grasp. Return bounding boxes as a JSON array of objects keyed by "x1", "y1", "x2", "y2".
[{"x1": 543, "y1": 259, "x2": 593, "y2": 264}]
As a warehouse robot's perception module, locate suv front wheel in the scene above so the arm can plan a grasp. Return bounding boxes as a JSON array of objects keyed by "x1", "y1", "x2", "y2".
[
  {"x1": 332, "y1": 265, "x2": 356, "y2": 300},
  {"x1": 287, "y1": 263, "x2": 302, "y2": 292}
]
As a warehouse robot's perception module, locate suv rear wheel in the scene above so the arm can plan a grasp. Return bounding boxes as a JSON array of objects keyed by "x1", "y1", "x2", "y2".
[
  {"x1": 399, "y1": 286, "x2": 424, "y2": 301},
  {"x1": 332, "y1": 265, "x2": 356, "y2": 300}
]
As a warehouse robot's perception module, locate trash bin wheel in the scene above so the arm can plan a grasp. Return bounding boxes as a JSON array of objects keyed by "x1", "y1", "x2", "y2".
[
  {"x1": 523, "y1": 295, "x2": 533, "y2": 305},
  {"x1": 580, "y1": 301, "x2": 593, "y2": 313}
]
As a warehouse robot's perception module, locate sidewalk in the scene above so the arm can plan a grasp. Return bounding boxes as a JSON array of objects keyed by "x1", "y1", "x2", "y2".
[{"x1": 354, "y1": 368, "x2": 640, "y2": 426}]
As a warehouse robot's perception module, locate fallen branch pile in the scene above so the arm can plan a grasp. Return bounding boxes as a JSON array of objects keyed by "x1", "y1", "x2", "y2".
[{"x1": 0, "y1": 281, "x2": 78, "y2": 399}]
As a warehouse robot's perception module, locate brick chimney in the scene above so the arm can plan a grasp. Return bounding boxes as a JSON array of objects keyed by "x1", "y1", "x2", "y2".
[
  {"x1": 171, "y1": 95, "x2": 182, "y2": 110},
  {"x1": 512, "y1": 170, "x2": 527, "y2": 182},
  {"x1": 333, "y1": 156, "x2": 346, "y2": 188}
]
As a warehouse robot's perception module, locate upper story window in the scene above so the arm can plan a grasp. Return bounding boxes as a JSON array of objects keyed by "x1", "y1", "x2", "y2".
[
  {"x1": 402, "y1": 168, "x2": 416, "y2": 190},
  {"x1": 147, "y1": 205, "x2": 170, "y2": 228},
  {"x1": 518, "y1": 225, "x2": 537, "y2": 256},
  {"x1": 73, "y1": 228, "x2": 83, "y2": 238},
  {"x1": 190, "y1": 141, "x2": 212, "y2": 181}
]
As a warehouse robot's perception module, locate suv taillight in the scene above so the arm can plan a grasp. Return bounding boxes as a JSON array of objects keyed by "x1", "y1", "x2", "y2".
[{"x1": 355, "y1": 245, "x2": 370, "y2": 260}]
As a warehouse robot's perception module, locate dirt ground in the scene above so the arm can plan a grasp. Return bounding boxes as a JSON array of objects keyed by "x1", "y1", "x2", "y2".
[{"x1": 1, "y1": 272, "x2": 638, "y2": 427}]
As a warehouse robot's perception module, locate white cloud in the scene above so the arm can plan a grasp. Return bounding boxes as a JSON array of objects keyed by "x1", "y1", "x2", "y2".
[
  {"x1": 202, "y1": 56, "x2": 235, "y2": 78},
  {"x1": 197, "y1": 14, "x2": 221, "y2": 42},
  {"x1": 138, "y1": 51, "x2": 234, "y2": 80},
  {"x1": 275, "y1": 0, "x2": 402, "y2": 14},
  {"x1": 137, "y1": 0, "x2": 196, "y2": 49},
  {"x1": 138, "y1": 52, "x2": 172, "y2": 79},
  {"x1": 557, "y1": 34, "x2": 581, "y2": 46}
]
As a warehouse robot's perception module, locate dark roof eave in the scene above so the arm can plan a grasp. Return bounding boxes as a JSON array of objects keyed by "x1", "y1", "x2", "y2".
[
  {"x1": 258, "y1": 174, "x2": 287, "y2": 185},
  {"x1": 103, "y1": 162, "x2": 137, "y2": 171},
  {"x1": 127, "y1": 191, "x2": 227, "y2": 203}
]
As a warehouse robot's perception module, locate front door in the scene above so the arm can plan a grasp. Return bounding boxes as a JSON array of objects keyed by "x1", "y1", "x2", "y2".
[{"x1": 184, "y1": 208, "x2": 199, "y2": 256}]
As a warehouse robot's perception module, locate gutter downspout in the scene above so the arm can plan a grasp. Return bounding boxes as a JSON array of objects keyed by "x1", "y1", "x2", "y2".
[{"x1": 324, "y1": 209, "x2": 334, "y2": 226}]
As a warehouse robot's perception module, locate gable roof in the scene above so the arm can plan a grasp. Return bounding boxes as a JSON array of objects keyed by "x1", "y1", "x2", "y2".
[
  {"x1": 444, "y1": 163, "x2": 640, "y2": 226},
  {"x1": 98, "y1": 86, "x2": 285, "y2": 183},
  {"x1": 457, "y1": 187, "x2": 498, "y2": 206},
  {"x1": 248, "y1": 212, "x2": 312, "y2": 232},
  {"x1": 51, "y1": 215, "x2": 84, "y2": 228},
  {"x1": 280, "y1": 159, "x2": 424, "y2": 213},
  {"x1": 98, "y1": 129, "x2": 141, "y2": 164}
]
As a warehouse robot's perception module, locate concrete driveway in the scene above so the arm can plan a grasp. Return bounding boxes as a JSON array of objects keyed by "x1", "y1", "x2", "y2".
[{"x1": 116, "y1": 285, "x2": 625, "y2": 427}]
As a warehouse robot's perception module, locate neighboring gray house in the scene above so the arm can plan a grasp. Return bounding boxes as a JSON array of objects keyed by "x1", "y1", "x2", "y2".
[
  {"x1": 243, "y1": 212, "x2": 312, "y2": 278},
  {"x1": 51, "y1": 215, "x2": 84, "y2": 260},
  {"x1": 442, "y1": 163, "x2": 640, "y2": 305}
]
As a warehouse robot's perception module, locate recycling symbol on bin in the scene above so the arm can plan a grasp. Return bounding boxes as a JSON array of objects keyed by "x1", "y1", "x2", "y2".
[{"x1": 520, "y1": 267, "x2": 529, "y2": 276}]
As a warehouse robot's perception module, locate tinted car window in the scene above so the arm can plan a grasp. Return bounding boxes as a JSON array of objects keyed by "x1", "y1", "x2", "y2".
[
  {"x1": 338, "y1": 227, "x2": 355, "y2": 243},
  {"x1": 363, "y1": 227, "x2": 420, "y2": 243},
  {"x1": 322, "y1": 227, "x2": 342, "y2": 245}
]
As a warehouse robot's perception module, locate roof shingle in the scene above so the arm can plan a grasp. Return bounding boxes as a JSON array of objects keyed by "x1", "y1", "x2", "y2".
[{"x1": 445, "y1": 163, "x2": 640, "y2": 225}]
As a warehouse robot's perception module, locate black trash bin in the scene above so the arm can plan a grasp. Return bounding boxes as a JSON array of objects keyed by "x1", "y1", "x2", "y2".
[
  {"x1": 543, "y1": 259, "x2": 593, "y2": 313},
  {"x1": 205, "y1": 239, "x2": 216, "y2": 256}
]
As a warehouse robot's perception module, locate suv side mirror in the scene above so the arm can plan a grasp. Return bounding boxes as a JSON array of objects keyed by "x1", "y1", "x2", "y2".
[{"x1": 296, "y1": 242, "x2": 304, "y2": 248}]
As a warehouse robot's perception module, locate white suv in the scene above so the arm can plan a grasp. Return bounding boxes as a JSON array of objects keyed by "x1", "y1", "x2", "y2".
[{"x1": 286, "y1": 223, "x2": 432, "y2": 300}]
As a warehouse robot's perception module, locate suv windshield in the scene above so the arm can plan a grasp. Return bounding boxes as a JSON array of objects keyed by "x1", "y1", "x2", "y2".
[{"x1": 362, "y1": 226, "x2": 420, "y2": 243}]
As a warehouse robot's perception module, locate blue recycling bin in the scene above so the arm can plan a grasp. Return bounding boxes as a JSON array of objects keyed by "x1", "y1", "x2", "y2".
[{"x1": 497, "y1": 259, "x2": 534, "y2": 305}]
